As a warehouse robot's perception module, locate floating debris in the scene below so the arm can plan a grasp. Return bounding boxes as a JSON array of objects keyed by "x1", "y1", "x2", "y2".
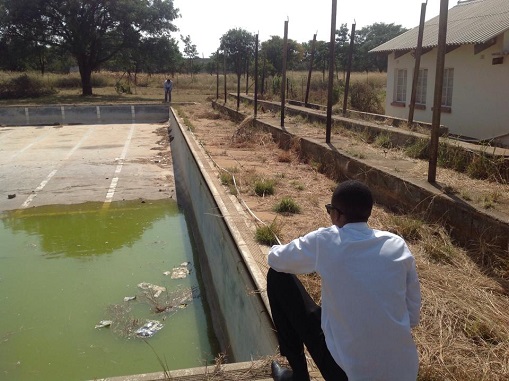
[
  {"x1": 94, "y1": 320, "x2": 113, "y2": 329},
  {"x1": 123, "y1": 296, "x2": 136, "y2": 302},
  {"x1": 137, "y1": 282, "x2": 166, "y2": 298},
  {"x1": 135, "y1": 320, "x2": 164, "y2": 338},
  {"x1": 166, "y1": 262, "x2": 191, "y2": 279}
]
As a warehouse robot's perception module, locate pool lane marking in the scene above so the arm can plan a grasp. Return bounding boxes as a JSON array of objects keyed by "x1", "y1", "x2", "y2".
[
  {"x1": 104, "y1": 124, "x2": 136, "y2": 203},
  {"x1": 21, "y1": 170, "x2": 58, "y2": 208},
  {"x1": 20, "y1": 126, "x2": 95, "y2": 209},
  {"x1": 7, "y1": 128, "x2": 55, "y2": 162}
]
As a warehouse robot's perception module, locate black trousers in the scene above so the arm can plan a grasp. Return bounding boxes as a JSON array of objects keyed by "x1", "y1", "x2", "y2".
[{"x1": 267, "y1": 268, "x2": 348, "y2": 381}]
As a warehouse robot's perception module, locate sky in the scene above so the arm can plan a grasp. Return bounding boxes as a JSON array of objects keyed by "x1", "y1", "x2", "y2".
[{"x1": 172, "y1": 0, "x2": 458, "y2": 57}]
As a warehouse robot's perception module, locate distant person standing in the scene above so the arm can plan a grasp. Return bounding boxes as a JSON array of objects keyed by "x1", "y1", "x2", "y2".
[{"x1": 164, "y1": 78, "x2": 173, "y2": 103}]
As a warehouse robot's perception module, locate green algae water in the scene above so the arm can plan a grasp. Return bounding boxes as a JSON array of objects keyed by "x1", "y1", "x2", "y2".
[{"x1": 0, "y1": 199, "x2": 219, "y2": 381}]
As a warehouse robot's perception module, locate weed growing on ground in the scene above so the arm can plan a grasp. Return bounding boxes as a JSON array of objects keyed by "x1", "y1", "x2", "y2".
[
  {"x1": 273, "y1": 197, "x2": 301, "y2": 214},
  {"x1": 255, "y1": 220, "x2": 281, "y2": 246},
  {"x1": 373, "y1": 132, "x2": 393, "y2": 149},
  {"x1": 254, "y1": 179, "x2": 275, "y2": 197}
]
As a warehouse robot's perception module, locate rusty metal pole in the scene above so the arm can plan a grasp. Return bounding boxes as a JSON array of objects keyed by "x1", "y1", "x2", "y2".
[
  {"x1": 305, "y1": 33, "x2": 317, "y2": 107},
  {"x1": 236, "y1": 55, "x2": 241, "y2": 111},
  {"x1": 408, "y1": 2, "x2": 428, "y2": 124},
  {"x1": 326, "y1": 0, "x2": 337, "y2": 143},
  {"x1": 245, "y1": 58, "x2": 249, "y2": 95},
  {"x1": 428, "y1": 0, "x2": 449, "y2": 183},
  {"x1": 254, "y1": 33, "x2": 259, "y2": 118},
  {"x1": 223, "y1": 50, "x2": 227, "y2": 104},
  {"x1": 261, "y1": 55, "x2": 266, "y2": 95},
  {"x1": 216, "y1": 49, "x2": 219, "y2": 100},
  {"x1": 281, "y1": 19, "x2": 289, "y2": 127},
  {"x1": 342, "y1": 22, "x2": 356, "y2": 115}
]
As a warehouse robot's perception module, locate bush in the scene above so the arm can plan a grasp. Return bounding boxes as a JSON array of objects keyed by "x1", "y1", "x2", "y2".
[
  {"x1": 0, "y1": 74, "x2": 56, "y2": 99},
  {"x1": 349, "y1": 81, "x2": 383, "y2": 114},
  {"x1": 405, "y1": 138, "x2": 429, "y2": 159},
  {"x1": 52, "y1": 74, "x2": 82, "y2": 88},
  {"x1": 52, "y1": 73, "x2": 110, "y2": 89}
]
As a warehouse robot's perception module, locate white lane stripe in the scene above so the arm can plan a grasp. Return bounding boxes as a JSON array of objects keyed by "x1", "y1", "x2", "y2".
[
  {"x1": 8, "y1": 129, "x2": 54, "y2": 162},
  {"x1": 104, "y1": 124, "x2": 136, "y2": 203},
  {"x1": 21, "y1": 169, "x2": 58, "y2": 208},
  {"x1": 0, "y1": 130, "x2": 16, "y2": 142},
  {"x1": 19, "y1": 126, "x2": 94, "y2": 209}
]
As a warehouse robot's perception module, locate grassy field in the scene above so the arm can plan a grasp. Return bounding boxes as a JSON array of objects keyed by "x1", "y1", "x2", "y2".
[{"x1": 0, "y1": 70, "x2": 387, "y2": 107}]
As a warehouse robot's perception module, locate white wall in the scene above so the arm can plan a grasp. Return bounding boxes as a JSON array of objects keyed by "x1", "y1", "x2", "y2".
[{"x1": 385, "y1": 33, "x2": 509, "y2": 141}]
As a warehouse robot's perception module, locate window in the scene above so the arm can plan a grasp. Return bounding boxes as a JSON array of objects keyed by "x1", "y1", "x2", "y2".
[
  {"x1": 394, "y1": 69, "x2": 407, "y2": 103},
  {"x1": 441, "y1": 68, "x2": 454, "y2": 107},
  {"x1": 415, "y1": 69, "x2": 428, "y2": 105}
]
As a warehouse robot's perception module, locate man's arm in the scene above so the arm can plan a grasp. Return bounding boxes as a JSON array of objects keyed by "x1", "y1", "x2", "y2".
[{"x1": 268, "y1": 230, "x2": 320, "y2": 274}]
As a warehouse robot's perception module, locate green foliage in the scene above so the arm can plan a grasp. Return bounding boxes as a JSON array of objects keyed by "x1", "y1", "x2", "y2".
[
  {"x1": 219, "y1": 170, "x2": 238, "y2": 196},
  {"x1": 52, "y1": 75, "x2": 82, "y2": 89},
  {"x1": 220, "y1": 28, "x2": 256, "y2": 76},
  {"x1": 374, "y1": 133, "x2": 393, "y2": 149},
  {"x1": 272, "y1": 76, "x2": 282, "y2": 96},
  {"x1": 437, "y1": 141, "x2": 469, "y2": 172},
  {"x1": 115, "y1": 81, "x2": 131, "y2": 94},
  {"x1": 349, "y1": 81, "x2": 383, "y2": 114},
  {"x1": 405, "y1": 138, "x2": 429, "y2": 159},
  {"x1": 332, "y1": 84, "x2": 342, "y2": 105},
  {"x1": 0, "y1": 74, "x2": 56, "y2": 99},
  {"x1": 273, "y1": 197, "x2": 301, "y2": 214},
  {"x1": 260, "y1": 36, "x2": 303, "y2": 74},
  {"x1": 354, "y1": 23, "x2": 408, "y2": 72},
  {"x1": 254, "y1": 179, "x2": 275, "y2": 196},
  {"x1": 467, "y1": 154, "x2": 497, "y2": 181},
  {"x1": 2, "y1": 0, "x2": 180, "y2": 95},
  {"x1": 255, "y1": 221, "x2": 281, "y2": 246}
]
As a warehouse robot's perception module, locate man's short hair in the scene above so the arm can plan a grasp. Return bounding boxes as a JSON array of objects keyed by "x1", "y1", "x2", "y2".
[{"x1": 332, "y1": 180, "x2": 373, "y2": 222}]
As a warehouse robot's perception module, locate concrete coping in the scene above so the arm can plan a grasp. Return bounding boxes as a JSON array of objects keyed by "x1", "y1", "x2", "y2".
[{"x1": 92, "y1": 360, "x2": 272, "y2": 381}]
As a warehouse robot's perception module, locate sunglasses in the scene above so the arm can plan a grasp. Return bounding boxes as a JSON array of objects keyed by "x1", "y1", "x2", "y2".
[{"x1": 325, "y1": 204, "x2": 341, "y2": 215}]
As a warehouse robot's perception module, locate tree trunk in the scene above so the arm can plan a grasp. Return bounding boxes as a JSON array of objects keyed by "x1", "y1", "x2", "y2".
[{"x1": 78, "y1": 59, "x2": 93, "y2": 96}]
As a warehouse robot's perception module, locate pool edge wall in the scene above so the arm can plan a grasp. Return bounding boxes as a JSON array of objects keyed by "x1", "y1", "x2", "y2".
[{"x1": 168, "y1": 108, "x2": 278, "y2": 361}]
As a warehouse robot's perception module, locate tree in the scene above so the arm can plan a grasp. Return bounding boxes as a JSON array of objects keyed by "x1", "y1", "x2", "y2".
[
  {"x1": 355, "y1": 23, "x2": 408, "y2": 73},
  {"x1": 261, "y1": 36, "x2": 302, "y2": 75},
  {"x1": 2, "y1": 0, "x2": 180, "y2": 95},
  {"x1": 335, "y1": 23, "x2": 350, "y2": 78},
  {"x1": 106, "y1": 36, "x2": 182, "y2": 76},
  {"x1": 220, "y1": 28, "x2": 255, "y2": 107},
  {"x1": 180, "y1": 34, "x2": 198, "y2": 77}
]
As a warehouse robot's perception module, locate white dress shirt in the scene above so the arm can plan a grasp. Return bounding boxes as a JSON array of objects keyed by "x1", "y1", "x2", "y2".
[{"x1": 268, "y1": 222, "x2": 421, "y2": 381}]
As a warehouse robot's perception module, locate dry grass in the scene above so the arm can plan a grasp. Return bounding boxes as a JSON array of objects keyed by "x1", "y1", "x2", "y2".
[{"x1": 184, "y1": 102, "x2": 509, "y2": 381}]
